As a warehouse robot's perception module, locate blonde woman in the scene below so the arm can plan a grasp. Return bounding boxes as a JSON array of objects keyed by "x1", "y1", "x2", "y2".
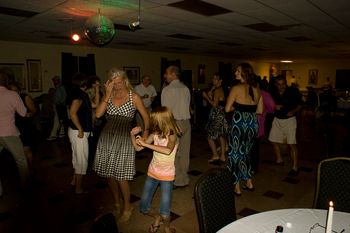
[{"x1": 93, "y1": 68, "x2": 150, "y2": 222}]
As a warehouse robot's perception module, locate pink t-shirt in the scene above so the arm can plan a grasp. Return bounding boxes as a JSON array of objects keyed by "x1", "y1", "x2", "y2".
[
  {"x1": 147, "y1": 135, "x2": 178, "y2": 181},
  {"x1": 257, "y1": 90, "x2": 276, "y2": 138},
  {"x1": 0, "y1": 86, "x2": 27, "y2": 136}
]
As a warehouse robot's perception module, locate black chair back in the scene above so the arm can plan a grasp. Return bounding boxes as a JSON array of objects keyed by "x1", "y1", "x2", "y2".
[
  {"x1": 313, "y1": 157, "x2": 350, "y2": 213},
  {"x1": 194, "y1": 168, "x2": 236, "y2": 233}
]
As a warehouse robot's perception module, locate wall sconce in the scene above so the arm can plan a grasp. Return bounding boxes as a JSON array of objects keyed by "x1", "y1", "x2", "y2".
[{"x1": 84, "y1": 9, "x2": 115, "y2": 46}]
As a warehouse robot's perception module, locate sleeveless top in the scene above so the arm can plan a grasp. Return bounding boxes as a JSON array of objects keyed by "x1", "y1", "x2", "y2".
[
  {"x1": 106, "y1": 91, "x2": 135, "y2": 118},
  {"x1": 147, "y1": 135, "x2": 178, "y2": 181},
  {"x1": 233, "y1": 102, "x2": 257, "y2": 112}
]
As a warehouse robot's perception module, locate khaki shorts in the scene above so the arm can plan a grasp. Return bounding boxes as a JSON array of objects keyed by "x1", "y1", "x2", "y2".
[{"x1": 268, "y1": 117, "x2": 297, "y2": 144}]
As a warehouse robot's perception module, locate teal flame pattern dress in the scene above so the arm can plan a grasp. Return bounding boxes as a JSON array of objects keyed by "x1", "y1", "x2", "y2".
[{"x1": 227, "y1": 102, "x2": 258, "y2": 183}]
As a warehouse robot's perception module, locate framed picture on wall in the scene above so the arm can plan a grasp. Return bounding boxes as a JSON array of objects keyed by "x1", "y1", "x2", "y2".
[
  {"x1": 0, "y1": 63, "x2": 26, "y2": 89},
  {"x1": 123, "y1": 66, "x2": 140, "y2": 85},
  {"x1": 27, "y1": 59, "x2": 42, "y2": 92},
  {"x1": 198, "y1": 64, "x2": 206, "y2": 84},
  {"x1": 308, "y1": 69, "x2": 318, "y2": 85}
]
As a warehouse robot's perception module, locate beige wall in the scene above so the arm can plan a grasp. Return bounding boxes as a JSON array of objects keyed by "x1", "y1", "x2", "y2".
[{"x1": 1, "y1": 40, "x2": 350, "y2": 97}]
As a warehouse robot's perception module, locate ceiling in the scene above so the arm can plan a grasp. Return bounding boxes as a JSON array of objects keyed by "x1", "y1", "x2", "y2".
[{"x1": 1, "y1": 0, "x2": 350, "y2": 62}]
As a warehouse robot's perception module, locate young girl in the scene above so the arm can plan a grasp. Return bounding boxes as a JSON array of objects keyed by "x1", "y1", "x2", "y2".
[{"x1": 130, "y1": 106, "x2": 181, "y2": 233}]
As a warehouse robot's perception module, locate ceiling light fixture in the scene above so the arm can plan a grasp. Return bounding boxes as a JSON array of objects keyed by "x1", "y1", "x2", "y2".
[
  {"x1": 280, "y1": 60, "x2": 293, "y2": 63},
  {"x1": 84, "y1": 9, "x2": 116, "y2": 46},
  {"x1": 129, "y1": 0, "x2": 141, "y2": 31},
  {"x1": 71, "y1": 33, "x2": 80, "y2": 42}
]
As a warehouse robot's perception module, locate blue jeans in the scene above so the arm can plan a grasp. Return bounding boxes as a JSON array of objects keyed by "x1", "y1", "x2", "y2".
[{"x1": 139, "y1": 176, "x2": 173, "y2": 216}]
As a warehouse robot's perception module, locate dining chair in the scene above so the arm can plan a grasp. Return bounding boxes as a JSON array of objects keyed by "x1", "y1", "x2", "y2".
[
  {"x1": 90, "y1": 213, "x2": 119, "y2": 233},
  {"x1": 194, "y1": 167, "x2": 237, "y2": 233},
  {"x1": 313, "y1": 157, "x2": 350, "y2": 213}
]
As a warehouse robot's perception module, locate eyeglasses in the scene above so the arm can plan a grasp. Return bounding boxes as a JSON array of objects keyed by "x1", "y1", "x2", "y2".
[{"x1": 309, "y1": 223, "x2": 345, "y2": 233}]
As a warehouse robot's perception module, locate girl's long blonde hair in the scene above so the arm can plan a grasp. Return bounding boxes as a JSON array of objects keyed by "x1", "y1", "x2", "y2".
[
  {"x1": 107, "y1": 67, "x2": 134, "y2": 92},
  {"x1": 149, "y1": 106, "x2": 182, "y2": 138}
]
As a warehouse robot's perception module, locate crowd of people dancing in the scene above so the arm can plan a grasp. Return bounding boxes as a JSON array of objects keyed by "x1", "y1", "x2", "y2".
[{"x1": 0, "y1": 62, "x2": 304, "y2": 232}]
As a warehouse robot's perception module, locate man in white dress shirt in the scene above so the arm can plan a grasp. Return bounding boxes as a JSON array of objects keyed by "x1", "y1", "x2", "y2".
[
  {"x1": 161, "y1": 65, "x2": 191, "y2": 188},
  {"x1": 134, "y1": 75, "x2": 157, "y2": 130}
]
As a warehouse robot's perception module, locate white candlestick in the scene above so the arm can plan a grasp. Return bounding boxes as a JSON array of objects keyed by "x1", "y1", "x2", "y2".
[{"x1": 326, "y1": 201, "x2": 334, "y2": 233}]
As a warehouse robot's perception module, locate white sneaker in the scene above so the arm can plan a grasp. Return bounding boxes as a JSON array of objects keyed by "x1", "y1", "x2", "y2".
[
  {"x1": 58, "y1": 134, "x2": 65, "y2": 138},
  {"x1": 46, "y1": 136, "x2": 57, "y2": 141}
]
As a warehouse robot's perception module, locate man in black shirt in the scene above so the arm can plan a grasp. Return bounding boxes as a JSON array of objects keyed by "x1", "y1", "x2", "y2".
[{"x1": 268, "y1": 75, "x2": 303, "y2": 176}]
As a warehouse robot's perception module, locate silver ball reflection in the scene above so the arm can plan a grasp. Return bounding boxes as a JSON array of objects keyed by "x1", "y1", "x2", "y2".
[{"x1": 84, "y1": 12, "x2": 116, "y2": 46}]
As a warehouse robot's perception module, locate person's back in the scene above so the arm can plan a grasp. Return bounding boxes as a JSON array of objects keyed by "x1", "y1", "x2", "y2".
[
  {"x1": 0, "y1": 82, "x2": 27, "y2": 137},
  {"x1": 0, "y1": 72, "x2": 29, "y2": 190}
]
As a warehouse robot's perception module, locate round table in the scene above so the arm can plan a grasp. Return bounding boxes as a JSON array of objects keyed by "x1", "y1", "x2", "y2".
[{"x1": 217, "y1": 208, "x2": 350, "y2": 233}]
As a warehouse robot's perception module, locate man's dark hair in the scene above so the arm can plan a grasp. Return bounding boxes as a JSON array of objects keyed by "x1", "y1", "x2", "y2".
[
  {"x1": 275, "y1": 74, "x2": 286, "y2": 82},
  {"x1": 0, "y1": 72, "x2": 9, "y2": 86}
]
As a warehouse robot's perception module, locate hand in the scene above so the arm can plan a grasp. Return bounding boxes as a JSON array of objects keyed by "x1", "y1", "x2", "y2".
[
  {"x1": 77, "y1": 130, "x2": 84, "y2": 138},
  {"x1": 131, "y1": 126, "x2": 142, "y2": 136},
  {"x1": 287, "y1": 111, "x2": 293, "y2": 117},
  {"x1": 136, "y1": 136, "x2": 146, "y2": 146},
  {"x1": 276, "y1": 104, "x2": 283, "y2": 110},
  {"x1": 104, "y1": 80, "x2": 114, "y2": 98}
]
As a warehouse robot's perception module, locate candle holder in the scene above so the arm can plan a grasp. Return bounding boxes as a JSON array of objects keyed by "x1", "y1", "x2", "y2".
[{"x1": 308, "y1": 223, "x2": 345, "y2": 233}]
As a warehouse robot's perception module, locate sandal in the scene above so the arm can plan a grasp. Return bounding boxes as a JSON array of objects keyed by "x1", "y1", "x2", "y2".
[
  {"x1": 118, "y1": 206, "x2": 134, "y2": 223},
  {"x1": 208, "y1": 157, "x2": 220, "y2": 163},
  {"x1": 149, "y1": 224, "x2": 161, "y2": 233}
]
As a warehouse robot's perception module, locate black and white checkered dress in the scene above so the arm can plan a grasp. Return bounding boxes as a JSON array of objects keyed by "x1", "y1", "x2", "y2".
[{"x1": 93, "y1": 91, "x2": 136, "y2": 180}]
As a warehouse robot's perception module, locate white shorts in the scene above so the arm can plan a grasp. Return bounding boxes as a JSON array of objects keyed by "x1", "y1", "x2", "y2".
[
  {"x1": 68, "y1": 128, "x2": 89, "y2": 175},
  {"x1": 268, "y1": 117, "x2": 297, "y2": 144}
]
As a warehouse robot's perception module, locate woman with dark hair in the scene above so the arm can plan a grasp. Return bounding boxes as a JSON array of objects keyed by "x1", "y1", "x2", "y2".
[
  {"x1": 67, "y1": 73, "x2": 95, "y2": 194},
  {"x1": 225, "y1": 63, "x2": 263, "y2": 196},
  {"x1": 202, "y1": 72, "x2": 229, "y2": 163}
]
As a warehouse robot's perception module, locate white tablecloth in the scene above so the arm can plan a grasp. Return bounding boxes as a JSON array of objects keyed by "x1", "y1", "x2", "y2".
[{"x1": 217, "y1": 208, "x2": 350, "y2": 233}]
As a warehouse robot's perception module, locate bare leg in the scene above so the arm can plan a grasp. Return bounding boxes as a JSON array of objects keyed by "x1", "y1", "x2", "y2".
[
  {"x1": 207, "y1": 138, "x2": 220, "y2": 161},
  {"x1": 234, "y1": 183, "x2": 241, "y2": 194},
  {"x1": 75, "y1": 174, "x2": 83, "y2": 194},
  {"x1": 118, "y1": 180, "x2": 134, "y2": 222},
  {"x1": 272, "y1": 143, "x2": 283, "y2": 163},
  {"x1": 218, "y1": 136, "x2": 227, "y2": 161},
  {"x1": 289, "y1": 144, "x2": 298, "y2": 170},
  {"x1": 107, "y1": 178, "x2": 121, "y2": 211},
  {"x1": 246, "y1": 178, "x2": 254, "y2": 189}
]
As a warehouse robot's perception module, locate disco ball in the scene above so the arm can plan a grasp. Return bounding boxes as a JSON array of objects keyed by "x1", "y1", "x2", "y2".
[{"x1": 84, "y1": 12, "x2": 116, "y2": 46}]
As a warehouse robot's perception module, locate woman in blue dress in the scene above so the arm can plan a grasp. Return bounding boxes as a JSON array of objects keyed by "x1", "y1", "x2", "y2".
[{"x1": 225, "y1": 63, "x2": 263, "y2": 196}]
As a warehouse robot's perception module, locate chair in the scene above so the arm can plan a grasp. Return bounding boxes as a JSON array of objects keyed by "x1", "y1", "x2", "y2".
[
  {"x1": 90, "y1": 213, "x2": 119, "y2": 233},
  {"x1": 194, "y1": 168, "x2": 236, "y2": 233},
  {"x1": 313, "y1": 157, "x2": 350, "y2": 213}
]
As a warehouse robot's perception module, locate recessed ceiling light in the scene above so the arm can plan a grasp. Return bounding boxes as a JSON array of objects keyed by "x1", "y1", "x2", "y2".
[{"x1": 280, "y1": 60, "x2": 293, "y2": 63}]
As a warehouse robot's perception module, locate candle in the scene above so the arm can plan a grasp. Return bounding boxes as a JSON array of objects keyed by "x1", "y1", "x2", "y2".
[{"x1": 326, "y1": 201, "x2": 334, "y2": 233}]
